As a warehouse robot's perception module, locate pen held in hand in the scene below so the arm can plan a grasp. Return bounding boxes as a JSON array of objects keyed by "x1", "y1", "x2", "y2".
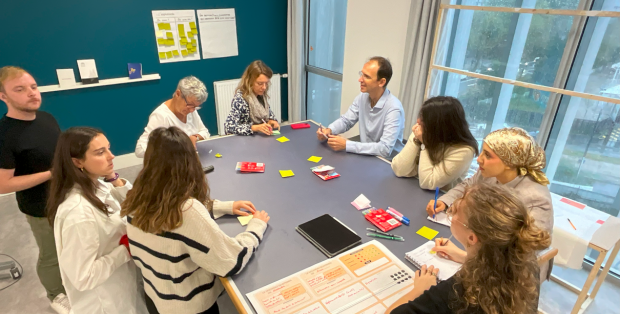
[{"x1": 433, "y1": 187, "x2": 439, "y2": 219}]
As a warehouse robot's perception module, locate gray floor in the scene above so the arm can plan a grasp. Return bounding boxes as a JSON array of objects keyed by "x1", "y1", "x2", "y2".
[{"x1": 1, "y1": 165, "x2": 619, "y2": 313}]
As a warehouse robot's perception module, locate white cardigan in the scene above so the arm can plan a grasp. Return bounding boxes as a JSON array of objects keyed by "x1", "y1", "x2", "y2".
[
  {"x1": 54, "y1": 180, "x2": 147, "y2": 314},
  {"x1": 135, "y1": 103, "x2": 211, "y2": 157},
  {"x1": 391, "y1": 133, "x2": 475, "y2": 190}
]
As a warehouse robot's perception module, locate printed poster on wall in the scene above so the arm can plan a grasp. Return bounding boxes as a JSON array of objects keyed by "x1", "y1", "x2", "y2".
[
  {"x1": 152, "y1": 10, "x2": 201, "y2": 63},
  {"x1": 197, "y1": 8, "x2": 239, "y2": 59}
]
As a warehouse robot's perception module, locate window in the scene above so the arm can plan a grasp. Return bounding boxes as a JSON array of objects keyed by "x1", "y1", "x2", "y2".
[
  {"x1": 428, "y1": 0, "x2": 620, "y2": 276},
  {"x1": 306, "y1": 0, "x2": 348, "y2": 126}
]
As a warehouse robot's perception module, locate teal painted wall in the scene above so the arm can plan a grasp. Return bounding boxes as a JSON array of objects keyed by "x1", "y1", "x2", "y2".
[{"x1": 0, "y1": 0, "x2": 288, "y2": 154}]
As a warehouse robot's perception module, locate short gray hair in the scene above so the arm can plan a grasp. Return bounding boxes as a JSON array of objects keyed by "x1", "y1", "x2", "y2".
[{"x1": 176, "y1": 76, "x2": 208, "y2": 104}]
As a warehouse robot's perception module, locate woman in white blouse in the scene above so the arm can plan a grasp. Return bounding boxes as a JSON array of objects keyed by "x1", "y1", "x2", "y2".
[
  {"x1": 135, "y1": 76, "x2": 210, "y2": 157},
  {"x1": 391, "y1": 96, "x2": 479, "y2": 190},
  {"x1": 47, "y1": 127, "x2": 147, "y2": 314}
]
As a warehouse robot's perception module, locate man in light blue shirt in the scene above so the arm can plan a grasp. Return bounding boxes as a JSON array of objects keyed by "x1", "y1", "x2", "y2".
[{"x1": 317, "y1": 57, "x2": 405, "y2": 158}]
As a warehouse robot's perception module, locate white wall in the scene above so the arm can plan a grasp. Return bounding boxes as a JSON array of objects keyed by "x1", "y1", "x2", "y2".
[{"x1": 339, "y1": 0, "x2": 412, "y2": 138}]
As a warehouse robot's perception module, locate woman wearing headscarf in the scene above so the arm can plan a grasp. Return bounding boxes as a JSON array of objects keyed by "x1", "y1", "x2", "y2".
[{"x1": 424, "y1": 127, "x2": 553, "y2": 281}]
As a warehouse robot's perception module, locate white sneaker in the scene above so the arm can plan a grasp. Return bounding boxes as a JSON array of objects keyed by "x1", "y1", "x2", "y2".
[{"x1": 51, "y1": 293, "x2": 72, "y2": 314}]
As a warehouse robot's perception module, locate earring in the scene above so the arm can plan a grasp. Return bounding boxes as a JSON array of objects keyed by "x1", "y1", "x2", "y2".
[{"x1": 80, "y1": 168, "x2": 84, "y2": 172}]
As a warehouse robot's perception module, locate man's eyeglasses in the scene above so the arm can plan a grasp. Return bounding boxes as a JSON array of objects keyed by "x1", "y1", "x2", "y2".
[
  {"x1": 358, "y1": 71, "x2": 373, "y2": 81},
  {"x1": 181, "y1": 93, "x2": 202, "y2": 110}
]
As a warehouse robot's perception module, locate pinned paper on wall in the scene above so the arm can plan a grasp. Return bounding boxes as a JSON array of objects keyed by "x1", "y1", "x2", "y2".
[
  {"x1": 197, "y1": 8, "x2": 239, "y2": 59},
  {"x1": 188, "y1": 32, "x2": 195, "y2": 38},
  {"x1": 152, "y1": 10, "x2": 201, "y2": 63}
]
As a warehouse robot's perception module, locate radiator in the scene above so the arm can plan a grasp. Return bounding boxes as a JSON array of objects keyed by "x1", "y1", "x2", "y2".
[{"x1": 213, "y1": 74, "x2": 282, "y2": 136}]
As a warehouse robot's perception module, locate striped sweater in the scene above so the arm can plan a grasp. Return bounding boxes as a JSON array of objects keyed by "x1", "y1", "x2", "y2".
[{"x1": 126, "y1": 199, "x2": 267, "y2": 314}]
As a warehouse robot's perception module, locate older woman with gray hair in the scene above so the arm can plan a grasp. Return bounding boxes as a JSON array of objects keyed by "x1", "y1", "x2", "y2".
[{"x1": 135, "y1": 76, "x2": 211, "y2": 157}]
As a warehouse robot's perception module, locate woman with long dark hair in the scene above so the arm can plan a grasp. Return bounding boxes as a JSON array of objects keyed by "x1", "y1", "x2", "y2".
[
  {"x1": 121, "y1": 126, "x2": 270, "y2": 314},
  {"x1": 387, "y1": 183, "x2": 550, "y2": 314},
  {"x1": 392, "y1": 96, "x2": 479, "y2": 190},
  {"x1": 47, "y1": 127, "x2": 147, "y2": 314}
]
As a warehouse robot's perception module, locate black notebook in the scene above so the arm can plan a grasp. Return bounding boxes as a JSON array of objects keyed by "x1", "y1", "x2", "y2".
[{"x1": 296, "y1": 214, "x2": 362, "y2": 257}]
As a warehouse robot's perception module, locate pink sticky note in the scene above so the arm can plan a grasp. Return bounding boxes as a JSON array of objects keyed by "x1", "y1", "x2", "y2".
[
  {"x1": 560, "y1": 197, "x2": 586, "y2": 210},
  {"x1": 596, "y1": 219, "x2": 605, "y2": 225}
]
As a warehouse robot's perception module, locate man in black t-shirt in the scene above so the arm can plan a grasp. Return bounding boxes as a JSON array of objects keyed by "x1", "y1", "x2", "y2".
[{"x1": 0, "y1": 66, "x2": 71, "y2": 314}]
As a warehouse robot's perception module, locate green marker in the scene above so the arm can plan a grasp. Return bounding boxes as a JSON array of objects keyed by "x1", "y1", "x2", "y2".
[{"x1": 366, "y1": 233, "x2": 404, "y2": 242}]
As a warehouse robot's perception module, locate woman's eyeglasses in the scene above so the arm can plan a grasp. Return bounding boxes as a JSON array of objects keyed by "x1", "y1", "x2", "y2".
[
  {"x1": 181, "y1": 93, "x2": 202, "y2": 110},
  {"x1": 447, "y1": 200, "x2": 469, "y2": 229}
]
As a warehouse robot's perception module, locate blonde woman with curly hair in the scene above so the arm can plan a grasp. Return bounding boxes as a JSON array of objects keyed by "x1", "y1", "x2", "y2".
[
  {"x1": 388, "y1": 183, "x2": 551, "y2": 314},
  {"x1": 224, "y1": 60, "x2": 280, "y2": 135}
]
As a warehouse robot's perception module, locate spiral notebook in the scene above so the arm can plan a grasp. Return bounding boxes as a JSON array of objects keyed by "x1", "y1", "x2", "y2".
[{"x1": 404, "y1": 241, "x2": 462, "y2": 281}]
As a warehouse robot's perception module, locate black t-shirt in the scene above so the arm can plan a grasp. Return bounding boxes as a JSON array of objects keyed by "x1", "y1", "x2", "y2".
[
  {"x1": 391, "y1": 277, "x2": 483, "y2": 314},
  {"x1": 0, "y1": 112, "x2": 60, "y2": 217}
]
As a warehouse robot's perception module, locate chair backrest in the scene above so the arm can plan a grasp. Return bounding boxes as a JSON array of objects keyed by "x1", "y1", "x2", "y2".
[{"x1": 537, "y1": 248, "x2": 558, "y2": 266}]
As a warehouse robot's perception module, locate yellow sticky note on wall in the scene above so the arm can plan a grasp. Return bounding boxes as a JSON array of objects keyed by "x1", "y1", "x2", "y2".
[
  {"x1": 159, "y1": 52, "x2": 166, "y2": 59},
  {"x1": 279, "y1": 170, "x2": 295, "y2": 178},
  {"x1": 416, "y1": 226, "x2": 439, "y2": 240},
  {"x1": 155, "y1": 30, "x2": 163, "y2": 38},
  {"x1": 157, "y1": 23, "x2": 166, "y2": 30},
  {"x1": 172, "y1": 50, "x2": 180, "y2": 56},
  {"x1": 186, "y1": 43, "x2": 193, "y2": 49},
  {"x1": 178, "y1": 24, "x2": 185, "y2": 32},
  {"x1": 180, "y1": 38, "x2": 188, "y2": 44},
  {"x1": 189, "y1": 22, "x2": 197, "y2": 29},
  {"x1": 191, "y1": 39, "x2": 197, "y2": 46},
  {"x1": 166, "y1": 32, "x2": 173, "y2": 39},
  {"x1": 181, "y1": 50, "x2": 188, "y2": 56},
  {"x1": 157, "y1": 38, "x2": 166, "y2": 45},
  {"x1": 191, "y1": 29, "x2": 198, "y2": 35},
  {"x1": 166, "y1": 51, "x2": 173, "y2": 58},
  {"x1": 188, "y1": 32, "x2": 194, "y2": 38}
]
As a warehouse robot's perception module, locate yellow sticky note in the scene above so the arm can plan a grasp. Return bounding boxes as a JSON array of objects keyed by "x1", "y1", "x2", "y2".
[
  {"x1": 189, "y1": 22, "x2": 196, "y2": 29},
  {"x1": 181, "y1": 50, "x2": 188, "y2": 56},
  {"x1": 186, "y1": 43, "x2": 193, "y2": 49},
  {"x1": 416, "y1": 226, "x2": 439, "y2": 240},
  {"x1": 215, "y1": 153, "x2": 222, "y2": 158},
  {"x1": 155, "y1": 30, "x2": 163, "y2": 37},
  {"x1": 307, "y1": 156, "x2": 322, "y2": 163},
  {"x1": 180, "y1": 38, "x2": 188, "y2": 44},
  {"x1": 179, "y1": 32, "x2": 186, "y2": 38},
  {"x1": 188, "y1": 32, "x2": 194, "y2": 38},
  {"x1": 159, "y1": 52, "x2": 166, "y2": 59},
  {"x1": 167, "y1": 39, "x2": 175, "y2": 45},
  {"x1": 157, "y1": 38, "x2": 166, "y2": 45},
  {"x1": 157, "y1": 23, "x2": 166, "y2": 30},
  {"x1": 279, "y1": 170, "x2": 295, "y2": 178},
  {"x1": 172, "y1": 50, "x2": 179, "y2": 56},
  {"x1": 178, "y1": 24, "x2": 185, "y2": 32},
  {"x1": 166, "y1": 51, "x2": 173, "y2": 58},
  {"x1": 276, "y1": 136, "x2": 290, "y2": 143},
  {"x1": 238, "y1": 215, "x2": 253, "y2": 226},
  {"x1": 166, "y1": 32, "x2": 173, "y2": 39},
  {"x1": 191, "y1": 29, "x2": 198, "y2": 35},
  {"x1": 191, "y1": 39, "x2": 197, "y2": 46}
]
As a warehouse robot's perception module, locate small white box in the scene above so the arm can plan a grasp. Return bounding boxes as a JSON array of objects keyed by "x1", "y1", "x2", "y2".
[{"x1": 56, "y1": 69, "x2": 76, "y2": 89}]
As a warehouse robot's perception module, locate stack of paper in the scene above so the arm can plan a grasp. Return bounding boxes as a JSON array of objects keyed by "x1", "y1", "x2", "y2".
[{"x1": 351, "y1": 194, "x2": 371, "y2": 210}]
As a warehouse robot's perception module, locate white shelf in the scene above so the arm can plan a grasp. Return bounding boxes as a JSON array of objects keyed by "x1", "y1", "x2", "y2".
[{"x1": 39, "y1": 74, "x2": 161, "y2": 93}]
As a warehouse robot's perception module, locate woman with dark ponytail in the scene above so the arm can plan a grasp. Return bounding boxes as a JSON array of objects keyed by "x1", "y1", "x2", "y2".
[
  {"x1": 47, "y1": 127, "x2": 147, "y2": 314},
  {"x1": 388, "y1": 183, "x2": 550, "y2": 314}
]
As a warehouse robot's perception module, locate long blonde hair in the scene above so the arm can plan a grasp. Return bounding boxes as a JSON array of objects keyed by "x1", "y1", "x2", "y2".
[
  {"x1": 452, "y1": 183, "x2": 550, "y2": 314},
  {"x1": 237, "y1": 60, "x2": 273, "y2": 100},
  {"x1": 121, "y1": 127, "x2": 212, "y2": 234}
]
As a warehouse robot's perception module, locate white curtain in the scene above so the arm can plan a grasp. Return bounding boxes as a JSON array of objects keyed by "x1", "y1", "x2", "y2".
[
  {"x1": 287, "y1": 0, "x2": 306, "y2": 123},
  {"x1": 399, "y1": 0, "x2": 440, "y2": 137}
]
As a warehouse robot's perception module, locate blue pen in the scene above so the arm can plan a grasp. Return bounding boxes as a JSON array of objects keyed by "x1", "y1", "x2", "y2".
[{"x1": 433, "y1": 187, "x2": 439, "y2": 219}]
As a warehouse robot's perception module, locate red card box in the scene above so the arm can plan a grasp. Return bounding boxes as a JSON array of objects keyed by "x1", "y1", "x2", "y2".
[
  {"x1": 236, "y1": 162, "x2": 265, "y2": 173},
  {"x1": 291, "y1": 123, "x2": 311, "y2": 129},
  {"x1": 365, "y1": 208, "x2": 401, "y2": 232}
]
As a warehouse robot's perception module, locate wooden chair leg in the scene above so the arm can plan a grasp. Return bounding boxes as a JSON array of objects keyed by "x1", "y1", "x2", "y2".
[
  {"x1": 590, "y1": 241, "x2": 620, "y2": 299},
  {"x1": 570, "y1": 249, "x2": 607, "y2": 314}
]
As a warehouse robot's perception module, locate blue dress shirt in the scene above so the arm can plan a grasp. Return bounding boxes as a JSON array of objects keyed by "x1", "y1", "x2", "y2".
[{"x1": 328, "y1": 89, "x2": 405, "y2": 158}]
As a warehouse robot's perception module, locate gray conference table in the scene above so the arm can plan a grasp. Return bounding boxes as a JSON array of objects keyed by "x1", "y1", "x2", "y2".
[{"x1": 196, "y1": 120, "x2": 450, "y2": 313}]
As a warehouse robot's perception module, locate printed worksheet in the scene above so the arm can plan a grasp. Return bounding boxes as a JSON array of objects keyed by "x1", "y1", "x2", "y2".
[{"x1": 247, "y1": 241, "x2": 414, "y2": 314}]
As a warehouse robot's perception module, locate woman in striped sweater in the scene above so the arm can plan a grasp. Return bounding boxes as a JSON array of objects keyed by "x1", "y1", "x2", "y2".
[{"x1": 121, "y1": 126, "x2": 270, "y2": 314}]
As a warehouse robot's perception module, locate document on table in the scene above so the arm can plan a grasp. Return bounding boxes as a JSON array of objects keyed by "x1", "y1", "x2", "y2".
[
  {"x1": 197, "y1": 8, "x2": 239, "y2": 59},
  {"x1": 246, "y1": 241, "x2": 415, "y2": 314},
  {"x1": 152, "y1": 10, "x2": 201, "y2": 63}
]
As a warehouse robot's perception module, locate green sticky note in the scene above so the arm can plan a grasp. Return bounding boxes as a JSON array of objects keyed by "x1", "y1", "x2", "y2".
[
  {"x1": 188, "y1": 32, "x2": 194, "y2": 38},
  {"x1": 159, "y1": 52, "x2": 166, "y2": 59},
  {"x1": 191, "y1": 29, "x2": 198, "y2": 35},
  {"x1": 238, "y1": 215, "x2": 253, "y2": 226},
  {"x1": 166, "y1": 32, "x2": 173, "y2": 39},
  {"x1": 166, "y1": 51, "x2": 173, "y2": 58},
  {"x1": 276, "y1": 136, "x2": 290, "y2": 143},
  {"x1": 308, "y1": 156, "x2": 323, "y2": 163},
  {"x1": 271, "y1": 130, "x2": 281, "y2": 135},
  {"x1": 279, "y1": 170, "x2": 295, "y2": 178},
  {"x1": 416, "y1": 226, "x2": 439, "y2": 240},
  {"x1": 191, "y1": 39, "x2": 197, "y2": 46},
  {"x1": 181, "y1": 50, "x2": 188, "y2": 56},
  {"x1": 172, "y1": 50, "x2": 179, "y2": 56},
  {"x1": 189, "y1": 22, "x2": 196, "y2": 29}
]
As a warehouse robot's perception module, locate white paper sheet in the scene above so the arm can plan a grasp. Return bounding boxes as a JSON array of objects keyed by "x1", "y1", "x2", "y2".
[
  {"x1": 427, "y1": 212, "x2": 451, "y2": 227},
  {"x1": 152, "y1": 10, "x2": 201, "y2": 63},
  {"x1": 197, "y1": 8, "x2": 239, "y2": 59}
]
